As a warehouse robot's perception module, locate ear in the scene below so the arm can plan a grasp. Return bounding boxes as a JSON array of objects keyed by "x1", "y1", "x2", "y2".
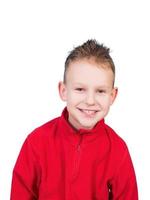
[
  {"x1": 110, "y1": 87, "x2": 118, "y2": 105},
  {"x1": 58, "y1": 81, "x2": 67, "y2": 101}
]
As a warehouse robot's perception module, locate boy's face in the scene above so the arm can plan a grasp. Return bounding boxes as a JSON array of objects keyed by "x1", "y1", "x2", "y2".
[{"x1": 59, "y1": 59, "x2": 117, "y2": 130}]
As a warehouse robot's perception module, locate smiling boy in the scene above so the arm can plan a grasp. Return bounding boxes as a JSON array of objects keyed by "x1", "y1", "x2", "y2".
[
  {"x1": 59, "y1": 58, "x2": 116, "y2": 130},
  {"x1": 11, "y1": 40, "x2": 138, "y2": 199}
]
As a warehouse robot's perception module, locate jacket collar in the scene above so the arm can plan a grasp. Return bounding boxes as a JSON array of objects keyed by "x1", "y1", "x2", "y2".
[{"x1": 59, "y1": 107, "x2": 106, "y2": 146}]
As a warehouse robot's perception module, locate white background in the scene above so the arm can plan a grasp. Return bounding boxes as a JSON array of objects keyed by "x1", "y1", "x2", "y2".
[{"x1": 0, "y1": 0, "x2": 149, "y2": 199}]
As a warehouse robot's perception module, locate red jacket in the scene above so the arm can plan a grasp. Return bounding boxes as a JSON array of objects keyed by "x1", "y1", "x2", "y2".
[{"x1": 11, "y1": 108, "x2": 138, "y2": 199}]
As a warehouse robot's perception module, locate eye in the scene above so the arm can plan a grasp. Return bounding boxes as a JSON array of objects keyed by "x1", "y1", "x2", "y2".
[
  {"x1": 98, "y1": 89, "x2": 106, "y2": 94},
  {"x1": 75, "y1": 88, "x2": 84, "y2": 92}
]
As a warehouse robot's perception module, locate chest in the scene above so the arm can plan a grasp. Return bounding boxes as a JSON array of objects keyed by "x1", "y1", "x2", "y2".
[{"x1": 38, "y1": 138, "x2": 112, "y2": 200}]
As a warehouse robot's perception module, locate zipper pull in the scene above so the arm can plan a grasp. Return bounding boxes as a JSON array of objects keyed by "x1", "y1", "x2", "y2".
[
  {"x1": 77, "y1": 144, "x2": 81, "y2": 152},
  {"x1": 77, "y1": 135, "x2": 83, "y2": 151}
]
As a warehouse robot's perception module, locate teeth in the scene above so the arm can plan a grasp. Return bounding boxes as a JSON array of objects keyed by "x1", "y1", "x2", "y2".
[{"x1": 81, "y1": 109, "x2": 96, "y2": 115}]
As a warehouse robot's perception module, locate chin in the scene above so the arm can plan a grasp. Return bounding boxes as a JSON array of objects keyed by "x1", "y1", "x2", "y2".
[{"x1": 79, "y1": 121, "x2": 97, "y2": 130}]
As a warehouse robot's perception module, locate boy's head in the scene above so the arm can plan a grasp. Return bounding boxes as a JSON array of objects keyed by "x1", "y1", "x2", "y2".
[
  {"x1": 64, "y1": 39, "x2": 116, "y2": 86},
  {"x1": 59, "y1": 39, "x2": 118, "y2": 130}
]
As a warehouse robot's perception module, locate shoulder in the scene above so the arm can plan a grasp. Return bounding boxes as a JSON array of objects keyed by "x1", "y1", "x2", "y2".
[
  {"x1": 104, "y1": 123, "x2": 129, "y2": 155},
  {"x1": 25, "y1": 116, "x2": 60, "y2": 148},
  {"x1": 103, "y1": 123, "x2": 133, "y2": 174}
]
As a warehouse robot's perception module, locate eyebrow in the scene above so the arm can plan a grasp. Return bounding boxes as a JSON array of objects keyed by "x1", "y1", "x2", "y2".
[{"x1": 73, "y1": 82, "x2": 110, "y2": 89}]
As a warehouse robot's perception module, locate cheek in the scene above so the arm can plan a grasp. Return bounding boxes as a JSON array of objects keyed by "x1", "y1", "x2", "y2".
[
  {"x1": 67, "y1": 92, "x2": 82, "y2": 105},
  {"x1": 68, "y1": 92, "x2": 84, "y2": 101},
  {"x1": 97, "y1": 95, "x2": 112, "y2": 107}
]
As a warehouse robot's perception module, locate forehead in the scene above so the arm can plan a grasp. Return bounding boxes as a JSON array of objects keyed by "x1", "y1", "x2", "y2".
[{"x1": 65, "y1": 59, "x2": 114, "y2": 86}]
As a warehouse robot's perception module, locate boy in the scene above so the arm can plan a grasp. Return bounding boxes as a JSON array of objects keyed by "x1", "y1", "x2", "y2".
[{"x1": 10, "y1": 40, "x2": 138, "y2": 199}]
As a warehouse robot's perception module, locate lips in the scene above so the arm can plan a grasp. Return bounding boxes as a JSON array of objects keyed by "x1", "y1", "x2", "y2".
[{"x1": 78, "y1": 108, "x2": 98, "y2": 116}]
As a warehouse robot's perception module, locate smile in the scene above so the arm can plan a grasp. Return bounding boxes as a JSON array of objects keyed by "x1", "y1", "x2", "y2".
[{"x1": 78, "y1": 108, "x2": 98, "y2": 116}]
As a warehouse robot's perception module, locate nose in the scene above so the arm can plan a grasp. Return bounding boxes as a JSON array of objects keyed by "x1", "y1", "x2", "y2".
[{"x1": 85, "y1": 92, "x2": 95, "y2": 105}]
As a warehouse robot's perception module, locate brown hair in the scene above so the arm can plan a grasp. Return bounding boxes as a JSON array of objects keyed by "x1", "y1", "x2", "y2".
[{"x1": 64, "y1": 39, "x2": 115, "y2": 84}]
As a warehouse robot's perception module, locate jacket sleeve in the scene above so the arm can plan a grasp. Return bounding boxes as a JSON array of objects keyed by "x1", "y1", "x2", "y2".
[
  {"x1": 10, "y1": 134, "x2": 41, "y2": 200},
  {"x1": 110, "y1": 148, "x2": 138, "y2": 200}
]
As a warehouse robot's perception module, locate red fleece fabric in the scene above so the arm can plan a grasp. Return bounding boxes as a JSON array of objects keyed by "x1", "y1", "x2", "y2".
[{"x1": 11, "y1": 108, "x2": 138, "y2": 199}]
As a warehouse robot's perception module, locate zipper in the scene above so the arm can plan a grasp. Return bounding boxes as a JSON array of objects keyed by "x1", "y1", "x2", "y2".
[
  {"x1": 77, "y1": 144, "x2": 81, "y2": 152},
  {"x1": 72, "y1": 135, "x2": 83, "y2": 180},
  {"x1": 77, "y1": 135, "x2": 82, "y2": 151}
]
